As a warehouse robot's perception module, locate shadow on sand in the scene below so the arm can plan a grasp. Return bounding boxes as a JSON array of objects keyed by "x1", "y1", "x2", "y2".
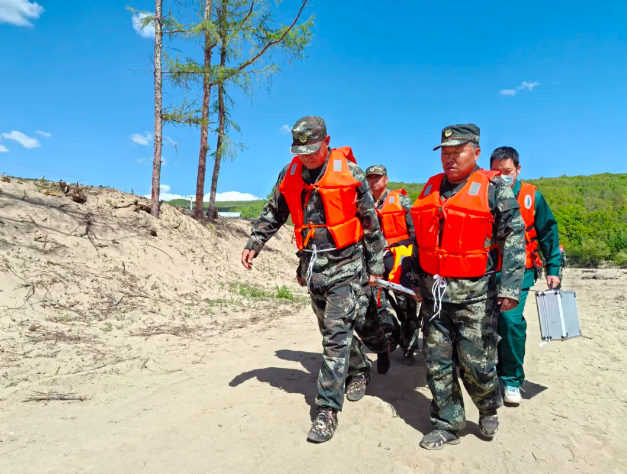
[{"x1": 229, "y1": 349, "x2": 502, "y2": 438}]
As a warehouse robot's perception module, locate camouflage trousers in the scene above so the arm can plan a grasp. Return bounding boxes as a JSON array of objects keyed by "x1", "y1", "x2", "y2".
[
  {"x1": 310, "y1": 276, "x2": 372, "y2": 411},
  {"x1": 361, "y1": 287, "x2": 398, "y2": 352},
  {"x1": 421, "y1": 296, "x2": 503, "y2": 432},
  {"x1": 387, "y1": 291, "x2": 420, "y2": 351}
]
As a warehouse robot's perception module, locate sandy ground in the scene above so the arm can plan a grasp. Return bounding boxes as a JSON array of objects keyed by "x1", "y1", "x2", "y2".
[{"x1": 1, "y1": 178, "x2": 627, "y2": 474}]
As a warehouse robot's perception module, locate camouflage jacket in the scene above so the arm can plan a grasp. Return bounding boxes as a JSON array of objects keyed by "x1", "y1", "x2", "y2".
[
  {"x1": 374, "y1": 189, "x2": 416, "y2": 243},
  {"x1": 245, "y1": 151, "x2": 386, "y2": 289},
  {"x1": 410, "y1": 167, "x2": 526, "y2": 303}
]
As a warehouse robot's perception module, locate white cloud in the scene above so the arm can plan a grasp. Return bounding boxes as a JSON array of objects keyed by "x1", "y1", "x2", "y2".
[
  {"x1": 142, "y1": 188, "x2": 261, "y2": 202},
  {"x1": 36, "y1": 130, "x2": 51, "y2": 137},
  {"x1": 279, "y1": 124, "x2": 291, "y2": 134},
  {"x1": 142, "y1": 184, "x2": 190, "y2": 201},
  {"x1": 0, "y1": 142, "x2": 8, "y2": 153},
  {"x1": 500, "y1": 81, "x2": 541, "y2": 97},
  {"x1": 136, "y1": 157, "x2": 147, "y2": 163},
  {"x1": 130, "y1": 131, "x2": 152, "y2": 146},
  {"x1": 0, "y1": 0, "x2": 44, "y2": 27},
  {"x1": 161, "y1": 156, "x2": 166, "y2": 167},
  {"x1": 517, "y1": 81, "x2": 540, "y2": 91},
  {"x1": 1, "y1": 130, "x2": 40, "y2": 148},
  {"x1": 209, "y1": 191, "x2": 261, "y2": 202},
  {"x1": 132, "y1": 12, "x2": 155, "y2": 39}
]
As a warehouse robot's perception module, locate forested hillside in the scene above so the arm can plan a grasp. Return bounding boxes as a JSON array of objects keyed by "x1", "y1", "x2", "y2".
[
  {"x1": 167, "y1": 173, "x2": 627, "y2": 267},
  {"x1": 389, "y1": 173, "x2": 627, "y2": 267}
]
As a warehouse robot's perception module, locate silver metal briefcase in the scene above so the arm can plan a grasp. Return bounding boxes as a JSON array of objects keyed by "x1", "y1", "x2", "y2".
[{"x1": 535, "y1": 289, "x2": 581, "y2": 346}]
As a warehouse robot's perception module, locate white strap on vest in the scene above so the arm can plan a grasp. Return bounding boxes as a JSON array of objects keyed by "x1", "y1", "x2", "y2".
[
  {"x1": 303, "y1": 244, "x2": 337, "y2": 292},
  {"x1": 429, "y1": 274, "x2": 448, "y2": 321}
]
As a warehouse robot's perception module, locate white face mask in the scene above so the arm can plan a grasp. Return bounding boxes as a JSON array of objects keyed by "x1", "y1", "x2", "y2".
[{"x1": 501, "y1": 174, "x2": 515, "y2": 186}]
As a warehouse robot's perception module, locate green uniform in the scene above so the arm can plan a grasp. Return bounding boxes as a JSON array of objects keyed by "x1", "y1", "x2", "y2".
[
  {"x1": 411, "y1": 164, "x2": 527, "y2": 433},
  {"x1": 496, "y1": 180, "x2": 561, "y2": 388},
  {"x1": 246, "y1": 151, "x2": 386, "y2": 412},
  {"x1": 373, "y1": 188, "x2": 420, "y2": 352}
]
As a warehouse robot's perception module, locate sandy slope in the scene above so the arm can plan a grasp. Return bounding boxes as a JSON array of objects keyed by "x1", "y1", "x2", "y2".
[{"x1": 1, "y1": 178, "x2": 626, "y2": 474}]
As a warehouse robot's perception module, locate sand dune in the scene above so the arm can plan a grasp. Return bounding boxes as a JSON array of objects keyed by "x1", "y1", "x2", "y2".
[{"x1": 1, "y1": 178, "x2": 625, "y2": 474}]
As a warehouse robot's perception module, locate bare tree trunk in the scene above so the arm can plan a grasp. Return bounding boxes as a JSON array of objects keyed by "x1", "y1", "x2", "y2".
[
  {"x1": 194, "y1": 0, "x2": 215, "y2": 220},
  {"x1": 151, "y1": 0, "x2": 164, "y2": 218},
  {"x1": 207, "y1": 2, "x2": 227, "y2": 222}
]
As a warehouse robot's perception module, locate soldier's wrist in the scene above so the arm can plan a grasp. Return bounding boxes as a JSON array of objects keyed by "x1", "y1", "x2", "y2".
[
  {"x1": 546, "y1": 267, "x2": 560, "y2": 277},
  {"x1": 245, "y1": 238, "x2": 264, "y2": 255}
]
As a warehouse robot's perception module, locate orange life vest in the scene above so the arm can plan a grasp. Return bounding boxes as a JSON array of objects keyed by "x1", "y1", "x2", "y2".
[
  {"x1": 377, "y1": 189, "x2": 411, "y2": 246},
  {"x1": 410, "y1": 170, "x2": 500, "y2": 278},
  {"x1": 278, "y1": 147, "x2": 364, "y2": 251},
  {"x1": 517, "y1": 182, "x2": 543, "y2": 269}
]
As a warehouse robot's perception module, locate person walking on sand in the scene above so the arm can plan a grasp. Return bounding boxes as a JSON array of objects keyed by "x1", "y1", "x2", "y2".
[
  {"x1": 410, "y1": 124, "x2": 526, "y2": 449},
  {"x1": 241, "y1": 116, "x2": 387, "y2": 443}
]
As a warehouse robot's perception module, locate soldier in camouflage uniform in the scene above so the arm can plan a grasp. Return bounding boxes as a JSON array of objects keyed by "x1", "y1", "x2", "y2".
[
  {"x1": 410, "y1": 124, "x2": 526, "y2": 450},
  {"x1": 241, "y1": 116, "x2": 387, "y2": 444},
  {"x1": 365, "y1": 164, "x2": 421, "y2": 366}
]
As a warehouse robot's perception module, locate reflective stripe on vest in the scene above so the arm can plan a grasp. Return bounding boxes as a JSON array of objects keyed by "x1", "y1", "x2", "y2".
[
  {"x1": 377, "y1": 189, "x2": 411, "y2": 246},
  {"x1": 517, "y1": 182, "x2": 543, "y2": 269},
  {"x1": 278, "y1": 147, "x2": 364, "y2": 251},
  {"x1": 410, "y1": 170, "x2": 500, "y2": 278}
]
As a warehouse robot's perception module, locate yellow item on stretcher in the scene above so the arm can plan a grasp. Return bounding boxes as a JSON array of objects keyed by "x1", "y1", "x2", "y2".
[{"x1": 388, "y1": 244, "x2": 413, "y2": 284}]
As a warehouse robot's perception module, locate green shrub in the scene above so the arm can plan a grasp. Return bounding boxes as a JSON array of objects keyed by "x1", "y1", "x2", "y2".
[
  {"x1": 275, "y1": 285, "x2": 293, "y2": 300},
  {"x1": 569, "y1": 239, "x2": 611, "y2": 267},
  {"x1": 233, "y1": 283, "x2": 271, "y2": 298},
  {"x1": 613, "y1": 250, "x2": 627, "y2": 268}
]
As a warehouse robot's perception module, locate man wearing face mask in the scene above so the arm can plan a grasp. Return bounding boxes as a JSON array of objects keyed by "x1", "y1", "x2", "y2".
[
  {"x1": 490, "y1": 146, "x2": 562, "y2": 405},
  {"x1": 241, "y1": 116, "x2": 387, "y2": 443},
  {"x1": 410, "y1": 124, "x2": 526, "y2": 450}
]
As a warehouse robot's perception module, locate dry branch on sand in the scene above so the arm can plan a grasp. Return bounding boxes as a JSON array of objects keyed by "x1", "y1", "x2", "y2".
[
  {"x1": 26, "y1": 329, "x2": 98, "y2": 345},
  {"x1": 131, "y1": 324, "x2": 204, "y2": 339},
  {"x1": 23, "y1": 391, "x2": 86, "y2": 402}
]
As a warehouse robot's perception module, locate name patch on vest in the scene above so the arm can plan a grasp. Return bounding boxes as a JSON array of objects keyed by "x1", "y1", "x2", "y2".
[
  {"x1": 333, "y1": 160, "x2": 342, "y2": 172},
  {"x1": 423, "y1": 184, "x2": 432, "y2": 196},
  {"x1": 468, "y1": 182, "x2": 481, "y2": 196},
  {"x1": 524, "y1": 194, "x2": 533, "y2": 209},
  {"x1": 389, "y1": 196, "x2": 396, "y2": 204},
  {"x1": 290, "y1": 163, "x2": 298, "y2": 175}
]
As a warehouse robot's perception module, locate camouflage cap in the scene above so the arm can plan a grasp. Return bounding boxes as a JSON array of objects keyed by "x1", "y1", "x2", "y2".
[
  {"x1": 290, "y1": 116, "x2": 327, "y2": 154},
  {"x1": 365, "y1": 165, "x2": 387, "y2": 176},
  {"x1": 433, "y1": 124, "x2": 480, "y2": 151}
]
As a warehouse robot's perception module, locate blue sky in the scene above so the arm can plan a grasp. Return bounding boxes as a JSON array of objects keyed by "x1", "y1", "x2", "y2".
[{"x1": 1, "y1": 0, "x2": 626, "y2": 201}]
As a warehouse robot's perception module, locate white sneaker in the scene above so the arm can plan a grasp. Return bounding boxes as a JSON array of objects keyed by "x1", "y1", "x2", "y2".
[{"x1": 503, "y1": 386, "x2": 522, "y2": 405}]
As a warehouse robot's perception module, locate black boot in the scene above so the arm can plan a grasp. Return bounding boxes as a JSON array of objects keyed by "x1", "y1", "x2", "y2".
[
  {"x1": 377, "y1": 345, "x2": 391, "y2": 374},
  {"x1": 402, "y1": 350, "x2": 416, "y2": 365}
]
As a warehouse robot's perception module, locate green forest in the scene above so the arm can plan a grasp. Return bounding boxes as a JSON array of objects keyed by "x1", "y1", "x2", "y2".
[
  {"x1": 168, "y1": 173, "x2": 627, "y2": 267},
  {"x1": 388, "y1": 173, "x2": 627, "y2": 268}
]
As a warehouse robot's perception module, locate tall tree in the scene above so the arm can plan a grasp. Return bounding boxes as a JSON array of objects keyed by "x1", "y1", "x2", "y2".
[
  {"x1": 130, "y1": 1, "x2": 180, "y2": 218},
  {"x1": 206, "y1": 0, "x2": 228, "y2": 220},
  {"x1": 151, "y1": 0, "x2": 164, "y2": 217},
  {"x1": 165, "y1": 0, "x2": 313, "y2": 220},
  {"x1": 194, "y1": 0, "x2": 216, "y2": 219},
  {"x1": 204, "y1": 0, "x2": 313, "y2": 220}
]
